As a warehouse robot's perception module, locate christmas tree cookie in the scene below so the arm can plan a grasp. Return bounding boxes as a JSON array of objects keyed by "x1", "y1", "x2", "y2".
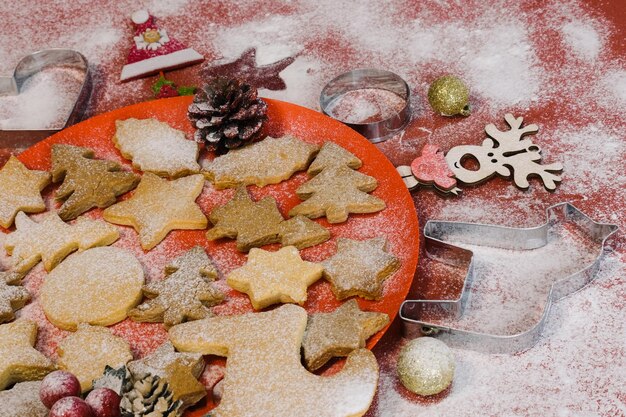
[
  {"x1": 276, "y1": 215, "x2": 330, "y2": 250},
  {"x1": 51, "y1": 144, "x2": 140, "y2": 221},
  {"x1": 203, "y1": 135, "x2": 319, "y2": 189},
  {"x1": 289, "y1": 142, "x2": 385, "y2": 223},
  {"x1": 113, "y1": 118, "x2": 200, "y2": 178},
  {"x1": 129, "y1": 246, "x2": 224, "y2": 327},
  {"x1": 0, "y1": 156, "x2": 50, "y2": 229},
  {"x1": 322, "y1": 237, "x2": 400, "y2": 300},
  {"x1": 227, "y1": 246, "x2": 323, "y2": 310},
  {"x1": 169, "y1": 304, "x2": 379, "y2": 417},
  {"x1": 103, "y1": 173, "x2": 207, "y2": 250}
]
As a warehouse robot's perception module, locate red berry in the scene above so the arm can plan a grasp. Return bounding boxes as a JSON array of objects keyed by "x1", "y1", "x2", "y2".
[
  {"x1": 49, "y1": 397, "x2": 94, "y2": 417},
  {"x1": 40, "y1": 370, "x2": 82, "y2": 409},
  {"x1": 157, "y1": 84, "x2": 179, "y2": 98},
  {"x1": 85, "y1": 388, "x2": 121, "y2": 417}
]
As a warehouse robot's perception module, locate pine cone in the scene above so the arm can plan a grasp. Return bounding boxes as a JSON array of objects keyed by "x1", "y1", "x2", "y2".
[
  {"x1": 188, "y1": 76, "x2": 268, "y2": 154},
  {"x1": 120, "y1": 374, "x2": 182, "y2": 417}
]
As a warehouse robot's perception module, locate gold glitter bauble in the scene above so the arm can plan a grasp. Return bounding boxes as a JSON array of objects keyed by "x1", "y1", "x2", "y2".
[
  {"x1": 397, "y1": 337, "x2": 455, "y2": 396},
  {"x1": 427, "y1": 75, "x2": 471, "y2": 117}
]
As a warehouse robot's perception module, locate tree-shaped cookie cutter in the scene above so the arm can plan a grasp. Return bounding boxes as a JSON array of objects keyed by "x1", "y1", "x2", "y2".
[{"x1": 400, "y1": 202, "x2": 618, "y2": 354}]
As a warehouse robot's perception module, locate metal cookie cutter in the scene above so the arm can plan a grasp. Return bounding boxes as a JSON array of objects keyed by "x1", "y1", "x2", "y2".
[
  {"x1": 320, "y1": 68, "x2": 411, "y2": 143},
  {"x1": 0, "y1": 49, "x2": 91, "y2": 148},
  {"x1": 400, "y1": 202, "x2": 618, "y2": 354}
]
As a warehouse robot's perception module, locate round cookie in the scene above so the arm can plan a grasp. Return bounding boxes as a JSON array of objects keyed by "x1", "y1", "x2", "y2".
[
  {"x1": 57, "y1": 324, "x2": 133, "y2": 392},
  {"x1": 41, "y1": 247, "x2": 144, "y2": 331}
]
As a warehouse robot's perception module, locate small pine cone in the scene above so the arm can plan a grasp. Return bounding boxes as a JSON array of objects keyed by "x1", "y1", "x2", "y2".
[
  {"x1": 188, "y1": 76, "x2": 268, "y2": 154},
  {"x1": 120, "y1": 374, "x2": 182, "y2": 417}
]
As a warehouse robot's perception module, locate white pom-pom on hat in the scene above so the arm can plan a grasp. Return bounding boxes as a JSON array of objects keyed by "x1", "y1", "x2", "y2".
[{"x1": 131, "y1": 10, "x2": 150, "y2": 25}]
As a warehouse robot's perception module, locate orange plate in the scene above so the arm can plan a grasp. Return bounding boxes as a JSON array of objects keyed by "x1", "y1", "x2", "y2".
[{"x1": 15, "y1": 96, "x2": 419, "y2": 415}]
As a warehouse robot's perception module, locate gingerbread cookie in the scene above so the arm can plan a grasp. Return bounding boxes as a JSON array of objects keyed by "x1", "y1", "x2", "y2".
[
  {"x1": 206, "y1": 187, "x2": 284, "y2": 252},
  {"x1": 4, "y1": 211, "x2": 119, "y2": 273},
  {"x1": 322, "y1": 237, "x2": 400, "y2": 300},
  {"x1": 307, "y1": 141, "x2": 362, "y2": 175},
  {"x1": 103, "y1": 173, "x2": 207, "y2": 250},
  {"x1": 227, "y1": 246, "x2": 323, "y2": 310},
  {"x1": 302, "y1": 299, "x2": 389, "y2": 370},
  {"x1": 128, "y1": 342, "x2": 206, "y2": 408},
  {"x1": 276, "y1": 215, "x2": 330, "y2": 250},
  {"x1": 57, "y1": 324, "x2": 133, "y2": 392},
  {"x1": 203, "y1": 135, "x2": 319, "y2": 189},
  {"x1": 0, "y1": 156, "x2": 50, "y2": 229},
  {"x1": 40, "y1": 247, "x2": 144, "y2": 331},
  {"x1": 0, "y1": 381, "x2": 48, "y2": 417},
  {"x1": 289, "y1": 165, "x2": 386, "y2": 224},
  {"x1": 0, "y1": 269, "x2": 29, "y2": 324},
  {"x1": 129, "y1": 246, "x2": 223, "y2": 327},
  {"x1": 113, "y1": 118, "x2": 200, "y2": 178},
  {"x1": 0, "y1": 320, "x2": 55, "y2": 390},
  {"x1": 169, "y1": 304, "x2": 379, "y2": 417},
  {"x1": 51, "y1": 144, "x2": 140, "y2": 221}
]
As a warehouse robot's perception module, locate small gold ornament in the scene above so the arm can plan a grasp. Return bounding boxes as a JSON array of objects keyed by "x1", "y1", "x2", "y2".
[
  {"x1": 143, "y1": 29, "x2": 161, "y2": 44},
  {"x1": 397, "y1": 337, "x2": 455, "y2": 396},
  {"x1": 428, "y1": 75, "x2": 471, "y2": 117}
]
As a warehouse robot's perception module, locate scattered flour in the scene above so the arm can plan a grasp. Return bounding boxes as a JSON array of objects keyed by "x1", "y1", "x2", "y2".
[{"x1": 561, "y1": 20, "x2": 603, "y2": 61}]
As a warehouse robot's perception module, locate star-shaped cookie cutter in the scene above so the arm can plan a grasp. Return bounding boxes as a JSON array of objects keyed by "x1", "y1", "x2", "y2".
[
  {"x1": 400, "y1": 202, "x2": 618, "y2": 354},
  {"x1": 0, "y1": 49, "x2": 91, "y2": 148}
]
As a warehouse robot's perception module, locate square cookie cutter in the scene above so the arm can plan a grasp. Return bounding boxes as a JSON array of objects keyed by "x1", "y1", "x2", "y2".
[
  {"x1": 0, "y1": 49, "x2": 91, "y2": 148},
  {"x1": 400, "y1": 202, "x2": 618, "y2": 354}
]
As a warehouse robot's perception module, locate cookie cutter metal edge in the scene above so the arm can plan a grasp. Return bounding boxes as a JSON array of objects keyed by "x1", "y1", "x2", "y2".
[
  {"x1": 0, "y1": 49, "x2": 92, "y2": 148},
  {"x1": 320, "y1": 68, "x2": 411, "y2": 143},
  {"x1": 400, "y1": 202, "x2": 618, "y2": 354}
]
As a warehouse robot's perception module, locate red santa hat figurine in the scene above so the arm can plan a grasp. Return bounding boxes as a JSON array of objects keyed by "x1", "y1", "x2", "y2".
[{"x1": 120, "y1": 10, "x2": 204, "y2": 81}]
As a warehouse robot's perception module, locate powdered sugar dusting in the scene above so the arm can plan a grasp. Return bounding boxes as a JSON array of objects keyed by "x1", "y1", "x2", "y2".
[
  {"x1": 0, "y1": 67, "x2": 84, "y2": 130},
  {"x1": 561, "y1": 20, "x2": 603, "y2": 61}
]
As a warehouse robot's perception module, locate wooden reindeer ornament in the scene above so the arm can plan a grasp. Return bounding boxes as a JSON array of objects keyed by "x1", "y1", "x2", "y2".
[{"x1": 398, "y1": 114, "x2": 563, "y2": 194}]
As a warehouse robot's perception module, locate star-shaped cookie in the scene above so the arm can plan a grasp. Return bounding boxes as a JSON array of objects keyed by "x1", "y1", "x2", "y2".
[
  {"x1": 302, "y1": 299, "x2": 389, "y2": 371},
  {"x1": 206, "y1": 187, "x2": 284, "y2": 252},
  {"x1": 202, "y1": 47, "x2": 296, "y2": 91},
  {"x1": 0, "y1": 156, "x2": 50, "y2": 228},
  {"x1": 322, "y1": 237, "x2": 401, "y2": 300},
  {"x1": 0, "y1": 269, "x2": 30, "y2": 323},
  {"x1": 57, "y1": 324, "x2": 132, "y2": 392},
  {"x1": 113, "y1": 118, "x2": 200, "y2": 178},
  {"x1": 4, "y1": 211, "x2": 119, "y2": 273},
  {"x1": 227, "y1": 246, "x2": 324, "y2": 310},
  {"x1": 129, "y1": 246, "x2": 224, "y2": 327},
  {"x1": 128, "y1": 341, "x2": 205, "y2": 408},
  {"x1": 0, "y1": 320, "x2": 55, "y2": 390},
  {"x1": 103, "y1": 173, "x2": 207, "y2": 250},
  {"x1": 0, "y1": 381, "x2": 48, "y2": 417}
]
